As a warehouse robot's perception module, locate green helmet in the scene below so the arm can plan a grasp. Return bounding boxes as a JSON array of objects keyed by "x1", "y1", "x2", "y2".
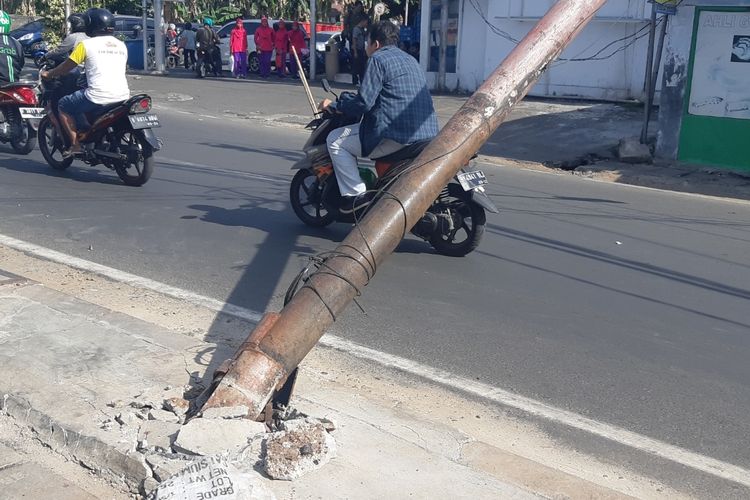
[
  {"x1": 0, "y1": 11, "x2": 11, "y2": 34},
  {"x1": 203, "y1": 17, "x2": 213, "y2": 27}
]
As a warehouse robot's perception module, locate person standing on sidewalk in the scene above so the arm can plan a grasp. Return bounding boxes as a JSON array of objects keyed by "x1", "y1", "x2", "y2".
[
  {"x1": 274, "y1": 19, "x2": 289, "y2": 78},
  {"x1": 254, "y1": 16, "x2": 274, "y2": 78},
  {"x1": 179, "y1": 23, "x2": 196, "y2": 69},
  {"x1": 230, "y1": 18, "x2": 248, "y2": 78},
  {"x1": 288, "y1": 21, "x2": 306, "y2": 79},
  {"x1": 351, "y1": 16, "x2": 368, "y2": 85}
]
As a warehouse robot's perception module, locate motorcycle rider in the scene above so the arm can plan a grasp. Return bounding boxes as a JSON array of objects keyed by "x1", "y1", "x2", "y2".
[
  {"x1": 44, "y1": 13, "x2": 89, "y2": 62},
  {"x1": 0, "y1": 10, "x2": 24, "y2": 84},
  {"x1": 41, "y1": 8, "x2": 129, "y2": 157},
  {"x1": 320, "y1": 20, "x2": 438, "y2": 214},
  {"x1": 196, "y1": 17, "x2": 220, "y2": 76}
]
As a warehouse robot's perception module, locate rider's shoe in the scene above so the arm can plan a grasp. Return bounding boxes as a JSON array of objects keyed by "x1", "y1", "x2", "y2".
[{"x1": 339, "y1": 192, "x2": 375, "y2": 215}]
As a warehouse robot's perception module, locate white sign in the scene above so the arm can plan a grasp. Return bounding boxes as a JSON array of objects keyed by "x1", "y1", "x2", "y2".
[{"x1": 688, "y1": 10, "x2": 750, "y2": 120}]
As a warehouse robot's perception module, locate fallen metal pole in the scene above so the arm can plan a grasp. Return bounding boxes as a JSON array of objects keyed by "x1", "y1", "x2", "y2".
[{"x1": 203, "y1": 0, "x2": 607, "y2": 419}]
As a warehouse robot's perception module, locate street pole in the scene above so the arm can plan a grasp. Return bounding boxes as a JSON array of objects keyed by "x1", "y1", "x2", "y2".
[
  {"x1": 201, "y1": 0, "x2": 608, "y2": 420},
  {"x1": 64, "y1": 0, "x2": 71, "y2": 35},
  {"x1": 437, "y1": 0, "x2": 448, "y2": 90},
  {"x1": 153, "y1": 0, "x2": 165, "y2": 73},
  {"x1": 310, "y1": 0, "x2": 317, "y2": 79},
  {"x1": 642, "y1": 13, "x2": 668, "y2": 143},
  {"x1": 142, "y1": 0, "x2": 149, "y2": 71},
  {"x1": 640, "y1": 1, "x2": 657, "y2": 144}
]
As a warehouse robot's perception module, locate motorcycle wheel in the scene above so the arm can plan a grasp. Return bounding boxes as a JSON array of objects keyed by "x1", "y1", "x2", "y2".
[
  {"x1": 428, "y1": 190, "x2": 486, "y2": 257},
  {"x1": 38, "y1": 116, "x2": 73, "y2": 170},
  {"x1": 10, "y1": 120, "x2": 37, "y2": 155},
  {"x1": 113, "y1": 130, "x2": 154, "y2": 186},
  {"x1": 290, "y1": 169, "x2": 336, "y2": 227},
  {"x1": 198, "y1": 62, "x2": 206, "y2": 78},
  {"x1": 248, "y1": 53, "x2": 260, "y2": 74}
]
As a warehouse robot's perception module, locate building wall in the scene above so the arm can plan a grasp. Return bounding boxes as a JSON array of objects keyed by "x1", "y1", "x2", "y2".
[
  {"x1": 656, "y1": 0, "x2": 750, "y2": 164},
  {"x1": 422, "y1": 0, "x2": 660, "y2": 100}
]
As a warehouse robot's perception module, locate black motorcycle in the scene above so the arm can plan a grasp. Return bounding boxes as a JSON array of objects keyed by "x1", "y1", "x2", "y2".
[
  {"x1": 37, "y1": 63, "x2": 161, "y2": 186},
  {"x1": 289, "y1": 80, "x2": 498, "y2": 257}
]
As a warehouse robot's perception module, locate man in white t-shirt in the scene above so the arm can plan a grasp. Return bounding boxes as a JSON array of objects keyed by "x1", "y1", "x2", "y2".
[{"x1": 42, "y1": 8, "x2": 130, "y2": 157}]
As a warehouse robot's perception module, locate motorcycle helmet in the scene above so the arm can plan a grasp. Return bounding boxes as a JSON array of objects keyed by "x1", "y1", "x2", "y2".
[
  {"x1": 168, "y1": 23, "x2": 176, "y2": 31},
  {"x1": 86, "y1": 8, "x2": 115, "y2": 37},
  {"x1": 203, "y1": 17, "x2": 213, "y2": 27},
  {"x1": 68, "y1": 13, "x2": 88, "y2": 34},
  {"x1": 0, "y1": 10, "x2": 11, "y2": 34}
]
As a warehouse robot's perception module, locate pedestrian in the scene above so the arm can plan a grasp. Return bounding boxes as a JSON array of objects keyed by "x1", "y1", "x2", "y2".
[
  {"x1": 179, "y1": 22, "x2": 196, "y2": 69},
  {"x1": 230, "y1": 17, "x2": 248, "y2": 78},
  {"x1": 351, "y1": 15, "x2": 368, "y2": 85},
  {"x1": 288, "y1": 21, "x2": 306, "y2": 78},
  {"x1": 254, "y1": 16, "x2": 274, "y2": 78},
  {"x1": 274, "y1": 19, "x2": 289, "y2": 77}
]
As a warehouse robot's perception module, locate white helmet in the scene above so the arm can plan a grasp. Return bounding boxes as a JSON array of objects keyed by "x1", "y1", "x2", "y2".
[{"x1": 168, "y1": 23, "x2": 176, "y2": 30}]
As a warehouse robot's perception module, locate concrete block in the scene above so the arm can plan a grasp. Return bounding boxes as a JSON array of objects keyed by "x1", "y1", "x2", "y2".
[
  {"x1": 618, "y1": 136, "x2": 652, "y2": 164},
  {"x1": 138, "y1": 420, "x2": 181, "y2": 452},
  {"x1": 263, "y1": 421, "x2": 337, "y2": 481},
  {"x1": 201, "y1": 405, "x2": 250, "y2": 420},
  {"x1": 172, "y1": 418, "x2": 267, "y2": 456}
]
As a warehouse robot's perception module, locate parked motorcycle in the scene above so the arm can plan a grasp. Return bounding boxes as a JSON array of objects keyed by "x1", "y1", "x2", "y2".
[
  {"x1": 37, "y1": 65, "x2": 161, "y2": 186},
  {"x1": 289, "y1": 80, "x2": 498, "y2": 257},
  {"x1": 0, "y1": 81, "x2": 43, "y2": 154}
]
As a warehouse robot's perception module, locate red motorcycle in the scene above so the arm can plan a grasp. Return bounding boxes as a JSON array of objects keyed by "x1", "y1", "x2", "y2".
[{"x1": 0, "y1": 81, "x2": 44, "y2": 154}]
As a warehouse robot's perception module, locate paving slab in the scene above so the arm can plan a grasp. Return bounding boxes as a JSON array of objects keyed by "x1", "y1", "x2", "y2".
[{"x1": 0, "y1": 444, "x2": 98, "y2": 500}]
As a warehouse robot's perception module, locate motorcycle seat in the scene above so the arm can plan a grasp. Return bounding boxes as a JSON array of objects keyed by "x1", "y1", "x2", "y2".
[
  {"x1": 0, "y1": 81, "x2": 35, "y2": 89},
  {"x1": 375, "y1": 140, "x2": 430, "y2": 163}
]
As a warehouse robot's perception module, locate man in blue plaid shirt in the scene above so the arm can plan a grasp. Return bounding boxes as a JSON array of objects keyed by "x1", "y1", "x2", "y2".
[{"x1": 321, "y1": 20, "x2": 438, "y2": 214}]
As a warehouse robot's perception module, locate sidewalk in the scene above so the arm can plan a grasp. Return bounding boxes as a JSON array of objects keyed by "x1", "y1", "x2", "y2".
[
  {"x1": 0, "y1": 247, "x2": 680, "y2": 499},
  {"x1": 129, "y1": 70, "x2": 750, "y2": 203}
]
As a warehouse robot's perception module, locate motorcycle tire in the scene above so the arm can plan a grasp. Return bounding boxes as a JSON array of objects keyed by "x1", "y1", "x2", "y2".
[
  {"x1": 10, "y1": 120, "x2": 37, "y2": 155},
  {"x1": 198, "y1": 63, "x2": 206, "y2": 78},
  {"x1": 113, "y1": 130, "x2": 154, "y2": 187},
  {"x1": 38, "y1": 116, "x2": 73, "y2": 170},
  {"x1": 428, "y1": 189, "x2": 486, "y2": 257},
  {"x1": 290, "y1": 169, "x2": 336, "y2": 227}
]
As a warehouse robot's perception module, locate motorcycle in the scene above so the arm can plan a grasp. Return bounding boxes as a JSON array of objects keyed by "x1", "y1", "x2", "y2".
[
  {"x1": 31, "y1": 41, "x2": 49, "y2": 68},
  {"x1": 37, "y1": 64, "x2": 161, "y2": 186},
  {"x1": 0, "y1": 80, "x2": 43, "y2": 154},
  {"x1": 289, "y1": 80, "x2": 498, "y2": 257},
  {"x1": 195, "y1": 43, "x2": 221, "y2": 78}
]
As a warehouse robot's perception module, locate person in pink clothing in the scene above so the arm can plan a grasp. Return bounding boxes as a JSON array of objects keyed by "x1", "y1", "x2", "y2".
[
  {"x1": 229, "y1": 18, "x2": 248, "y2": 78},
  {"x1": 274, "y1": 19, "x2": 288, "y2": 77},
  {"x1": 254, "y1": 16, "x2": 274, "y2": 78},
  {"x1": 287, "y1": 21, "x2": 307, "y2": 79}
]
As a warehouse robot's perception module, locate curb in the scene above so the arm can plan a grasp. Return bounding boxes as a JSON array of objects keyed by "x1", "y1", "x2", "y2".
[{"x1": 1, "y1": 393, "x2": 150, "y2": 494}]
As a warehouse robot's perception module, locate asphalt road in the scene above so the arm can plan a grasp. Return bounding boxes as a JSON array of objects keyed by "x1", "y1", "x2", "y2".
[{"x1": 1, "y1": 107, "x2": 749, "y2": 492}]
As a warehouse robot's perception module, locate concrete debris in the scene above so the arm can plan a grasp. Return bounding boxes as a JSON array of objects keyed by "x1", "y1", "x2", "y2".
[
  {"x1": 263, "y1": 421, "x2": 336, "y2": 481},
  {"x1": 278, "y1": 417, "x2": 336, "y2": 434},
  {"x1": 146, "y1": 453, "x2": 196, "y2": 483},
  {"x1": 172, "y1": 418, "x2": 267, "y2": 456},
  {"x1": 115, "y1": 411, "x2": 141, "y2": 427},
  {"x1": 617, "y1": 136, "x2": 652, "y2": 164},
  {"x1": 131, "y1": 386, "x2": 186, "y2": 410},
  {"x1": 138, "y1": 420, "x2": 182, "y2": 452},
  {"x1": 150, "y1": 456, "x2": 276, "y2": 500},
  {"x1": 149, "y1": 408, "x2": 181, "y2": 423},
  {"x1": 202, "y1": 405, "x2": 250, "y2": 420},
  {"x1": 164, "y1": 397, "x2": 190, "y2": 418}
]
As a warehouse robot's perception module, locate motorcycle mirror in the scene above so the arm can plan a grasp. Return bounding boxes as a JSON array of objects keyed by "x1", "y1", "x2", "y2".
[{"x1": 321, "y1": 78, "x2": 332, "y2": 94}]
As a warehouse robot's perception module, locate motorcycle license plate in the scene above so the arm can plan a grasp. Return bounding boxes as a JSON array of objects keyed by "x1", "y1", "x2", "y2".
[
  {"x1": 19, "y1": 107, "x2": 45, "y2": 119},
  {"x1": 456, "y1": 170, "x2": 488, "y2": 191},
  {"x1": 128, "y1": 114, "x2": 161, "y2": 129}
]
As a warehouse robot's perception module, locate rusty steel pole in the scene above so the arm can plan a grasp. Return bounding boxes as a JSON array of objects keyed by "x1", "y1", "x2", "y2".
[{"x1": 203, "y1": 0, "x2": 607, "y2": 419}]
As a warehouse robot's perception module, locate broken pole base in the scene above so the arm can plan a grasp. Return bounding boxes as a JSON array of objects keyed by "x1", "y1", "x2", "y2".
[{"x1": 203, "y1": 313, "x2": 288, "y2": 420}]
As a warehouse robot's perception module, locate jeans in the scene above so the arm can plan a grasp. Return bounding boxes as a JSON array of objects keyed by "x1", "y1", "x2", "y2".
[
  {"x1": 232, "y1": 52, "x2": 247, "y2": 77},
  {"x1": 326, "y1": 123, "x2": 404, "y2": 197},
  {"x1": 259, "y1": 50, "x2": 272, "y2": 77},
  {"x1": 183, "y1": 49, "x2": 196, "y2": 68},
  {"x1": 58, "y1": 89, "x2": 111, "y2": 130}
]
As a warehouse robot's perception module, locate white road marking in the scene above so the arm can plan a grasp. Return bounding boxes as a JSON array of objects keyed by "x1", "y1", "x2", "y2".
[{"x1": 1, "y1": 232, "x2": 749, "y2": 488}]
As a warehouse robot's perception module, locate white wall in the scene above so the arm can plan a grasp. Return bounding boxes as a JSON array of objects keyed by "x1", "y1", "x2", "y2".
[{"x1": 430, "y1": 0, "x2": 662, "y2": 100}]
